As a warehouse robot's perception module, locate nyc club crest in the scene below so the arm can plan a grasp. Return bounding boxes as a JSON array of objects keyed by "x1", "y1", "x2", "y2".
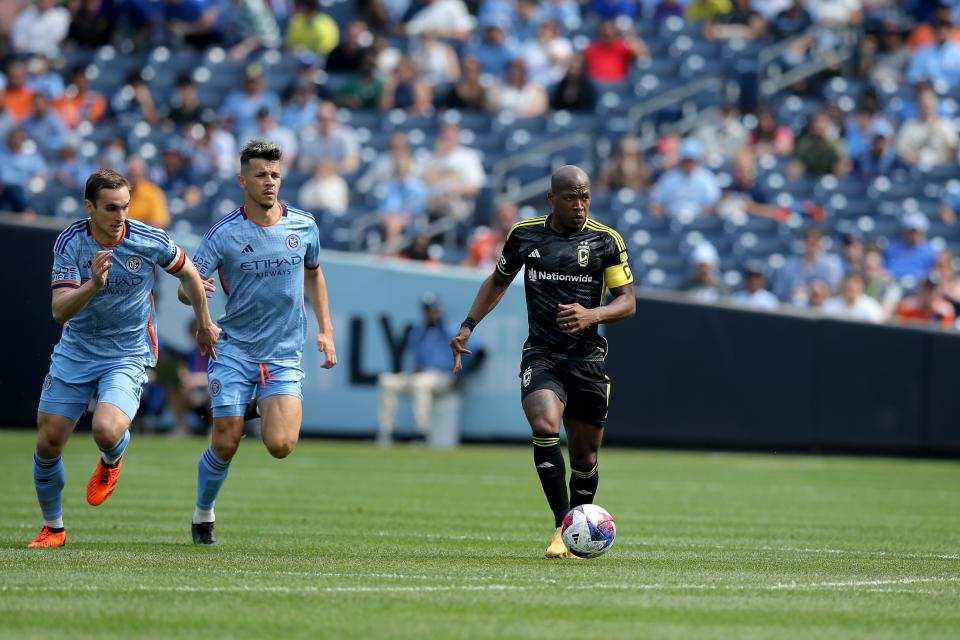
[
  {"x1": 126, "y1": 256, "x2": 143, "y2": 273},
  {"x1": 577, "y1": 241, "x2": 590, "y2": 268}
]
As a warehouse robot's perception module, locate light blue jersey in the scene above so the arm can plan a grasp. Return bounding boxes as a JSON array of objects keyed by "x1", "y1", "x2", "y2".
[
  {"x1": 192, "y1": 203, "x2": 320, "y2": 364},
  {"x1": 50, "y1": 218, "x2": 185, "y2": 372}
]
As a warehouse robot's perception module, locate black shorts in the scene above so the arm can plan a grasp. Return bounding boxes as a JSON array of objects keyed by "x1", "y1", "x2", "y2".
[{"x1": 519, "y1": 350, "x2": 611, "y2": 427}]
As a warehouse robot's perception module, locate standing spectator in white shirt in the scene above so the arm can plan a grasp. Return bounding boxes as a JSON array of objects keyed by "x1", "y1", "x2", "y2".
[
  {"x1": 731, "y1": 262, "x2": 779, "y2": 311},
  {"x1": 12, "y1": 0, "x2": 71, "y2": 58},
  {"x1": 822, "y1": 273, "x2": 884, "y2": 323},
  {"x1": 422, "y1": 123, "x2": 486, "y2": 222}
]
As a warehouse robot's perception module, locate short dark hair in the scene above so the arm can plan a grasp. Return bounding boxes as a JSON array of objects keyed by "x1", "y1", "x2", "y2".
[
  {"x1": 239, "y1": 139, "x2": 282, "y2": 168},
  {"x1": 84, "y1": 168, "x2": 129, "y2": 204}
]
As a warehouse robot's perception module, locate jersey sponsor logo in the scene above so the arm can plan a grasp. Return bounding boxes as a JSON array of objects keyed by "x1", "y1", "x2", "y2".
[
  {"x1": 126, "y1": 256, "x2": 143, "y2": 273},
  {"x1": 193, "y1": 255, "x2": 212, "y2": 274},
  {"x1": 240, "y1": 255, "x2": 303, "y2": 278},
  {"x1": 286, "y1": 234, "x2": 301, "y2": 250},
  {"x1": 577, "y1": 241, "x2": 590, "y2": 268},
  {"x1": 528, "y1": 270, "x2": 594, "y2": 283},
  {"x1": 241, "y1": 244, "x2": 255, "y2": 254},
  {"x1": 52, "y1": 267, "x2": 75, "y2": 282},
  {"x1": 210, "y1": 379, "x2": 221, "y2": 396},
  {"x1": 42, "y1": 373, "x2": 53, "y2": 391},
  {"x1": 528, "y1": 248, "x2": 541, "y2": 258},
  {"x1": 522, "y1": 366, "x2": 532, "y2": 388}
]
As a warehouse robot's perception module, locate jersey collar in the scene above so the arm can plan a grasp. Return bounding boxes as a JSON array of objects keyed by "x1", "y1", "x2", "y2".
[
  {"x1": 241, "y1": 202, "x2": 287, "y2": 227},
  {"x1": 86, "y1": 219, "x2": 130, "y2": 247},
  {"x1": 545, "y1": 214, "x2": 589, "y2": 234}
]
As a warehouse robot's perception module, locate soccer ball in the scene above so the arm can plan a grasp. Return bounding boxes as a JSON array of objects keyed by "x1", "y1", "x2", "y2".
[{"x1": 561, "y1": 504, "x2": 616, "y2": 558}]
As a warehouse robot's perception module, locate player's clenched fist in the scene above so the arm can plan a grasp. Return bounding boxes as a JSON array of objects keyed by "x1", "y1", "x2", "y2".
[
  {"x1": 317, "y1": 332, "x2": 338, "y2": 369},
  {"x1": 91, "y1": 250, "x2": 112, "y2": 290}
]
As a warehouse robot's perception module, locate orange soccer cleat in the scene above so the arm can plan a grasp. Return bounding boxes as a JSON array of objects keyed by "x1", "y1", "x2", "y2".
[
  {"x1": 544, "y1": 527, "x2": 576, "y2": 559},
  {"x1": 27, "y1": 527, "x2": 66, "y2": 548},
  {"x1": 86, "y1": 456, "x2": 124, "y2": 506}
]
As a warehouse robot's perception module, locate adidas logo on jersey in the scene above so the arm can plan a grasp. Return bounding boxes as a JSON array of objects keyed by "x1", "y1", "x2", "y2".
[
  {"x1": 528, "y1": 248, "x2": 541, "y2": 258},
  {"x1": 241, "y1": 244, "x2": 255, "y2": 254}
]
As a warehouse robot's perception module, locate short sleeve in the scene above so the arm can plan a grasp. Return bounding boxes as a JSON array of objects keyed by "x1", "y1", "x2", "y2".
[
  {"x1": 496, "y1": 224, "x2": 524, "y2": 276},
  {"x1": 305, "y1": 220, "x2": 321, "y2": 269},
  {"x1": 153, "y1": 229, "x2": 186, "y2": 274},
  {"x1": 602, "y1": 231, "x2": 633, "y2": 289},
  {"x1": 191, "y1": 234, "x2": 221, "y2": 279},
  {"x1": 51, "y1": 243, "x2": 80, "y2": 290}
]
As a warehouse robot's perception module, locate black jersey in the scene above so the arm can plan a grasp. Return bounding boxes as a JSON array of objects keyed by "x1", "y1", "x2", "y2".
[{"x1": 497, "y1": 215, "x2": 633, "y2": 360}]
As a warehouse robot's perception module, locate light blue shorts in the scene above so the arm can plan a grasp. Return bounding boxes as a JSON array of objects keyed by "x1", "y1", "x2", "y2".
[
  {"x1": 38, "y1": 355, "x2": 148, "y2": 422},
  {"x1": 208, "y1": 352, "x2": 304, "y2": 418}
]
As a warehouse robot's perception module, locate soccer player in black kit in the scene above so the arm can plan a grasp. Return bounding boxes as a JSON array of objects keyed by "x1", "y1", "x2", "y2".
[{"x1": 451, "y1": 165, "x2": 635, "y2": 558}]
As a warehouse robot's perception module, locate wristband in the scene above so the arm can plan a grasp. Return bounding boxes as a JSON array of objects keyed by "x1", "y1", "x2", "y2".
[{"x1": 461, "y1": 317, "x2": 477, "y2": 331}]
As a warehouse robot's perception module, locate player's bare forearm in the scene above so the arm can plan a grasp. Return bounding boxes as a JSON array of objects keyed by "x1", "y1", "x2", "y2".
[
  {"x1": 51, "y1": 281, "x2": 100, "y2": 325},
  {"x1": 595, "y1": 285, "x2": 636, "y2": 324},
  {"x1": 174, "y1": 259, "x2": 221, "y2": 358},
  {"x1": 464, "y1": 271, "x2": 514, "y2": 327},
  {"x1": 305, "y1": 266, "x2": 334, "y2": 335},
  {"x1": 557, "y1": 285, "x2": 635, "y2": 334}
]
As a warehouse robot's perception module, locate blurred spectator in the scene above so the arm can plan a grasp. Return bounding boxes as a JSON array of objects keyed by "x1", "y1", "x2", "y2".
[
  {"x1": 379, "y1": 56, "x2": 434, "y2": 115},
  {"x1": 885, "y1": 212, "x2": 938, "y2": 281},
  {"x1": 377, "y1": 293, "x2": 468, "y2": 446},
  {"x1": 241, "y1": 106, "x2": 298, "y2": 169},
  {"x1": 806, "y1": 0, "x2": 863, "y2": 51},
  {"x1": 152, "y1": 139, "x2": 202, "y2": 208},
  {"x1": 398, "y1": 233, "x2": 437, "y2": 261},
  {"x1": 52, "y1": 143, "x2": 94, "y2": 190},
  {"x1": 753, "y1": 0, "x2": 792, "y2": 22},
  {"x1": 281, "y1": 81, "x2": 323, "y2": 129},
  {"x1": 543, "y1": 0, "x2": 580, "y2": 26},
  {"x1": 730, "y1": 263, "x2": 779, "y2": 310},
  {"x1": 584, "y1": 19, "x2": 649, "y2": 85},
  {"x1": 895, "y1": 275, "x2": 955, "y2": 328},
  {"x1": 862, "y1": 246, "x2": 902, "y2": 319},
  {"x1": 12, "y1": 0, "x2": 70, "y2": 58},
  {"x1": 854, "y1": 119, "x2": 906, "y2": 179},
  {"x1": 468, "y1": 23, "x2": 518, "y2": 77},
  {"x1": 358, "y1": 131, "x2": 422, "y2": 194},
  {"x1": 843, "y1": 97, "x2": 888, "y2": 162},
  {"x1": 222, "y1": 0, "x2": 282, "y2": 62},
  {"x1": 588, "y1": 0, "x2": 638, "y2": 20},
  {"x1": 748, "y1": 107, "x2": 794, "y2": 157},
  {"x1": 52, "y1": 65, "x2": 106, "y2": 129},
  {"x1": 895, "y1": 87, "x2": 958, "y2": 168},
  {"x1": 551, "y1": 54, "x2": 597, "y2": 112},
  {"x1": 520, "y1": 19, "x2": 573, "y2": 87},
  {"x1": 359, "y1": 0, "x2": 391, "y2": 34},
  {"x1": 443, "y1": 55, "x2": 489, "y2": 111},
  {"x1": 687, "y1": 0, "x2": 733, "y2": 22},
  {"x1": 705, "y1": 0, "x2": 766, "y2": 41},
  {"x1": 772, "y1": 226, "x2": 843, "y2": 304},
  {"x1": 939, "y1": 187, "x2": 960, "y2": 225},
  {"x1": 286, "y1": 0, "x2": 339, "y2": 56},
  {"x1": 650, "y1": 139, "x2": 720, "y2": 219},
  {"x1": 0, "y1": 102, "x2": 11, "y2": 143},
  {"x1": 20, "y1": 92, "x2": 69, "y2": 154},
  {"x1": 839, "y1": 230, "x2": 865, "y2": 275},
  {"x1": 802, "y1": 278, "x2": 831, "y2": 311},
  {"x1": 126, "y1": 155, "x2": 171, "y2": 229},
  {"x1": 680, "y1": 242, "x2": 729, "y2": 303},
  {"x1": 165, "y1": 0, "x2": 224, "y2": 49},
  {"x1": 654, "y1": 0, "x2": 686, "y2": 22},
  {"x1": 933, "y1": 249, "x2": 960, "y2": 316},
  {"x1": 189, "y1": 118, "x2": 238, "y2": 177},
  {"x1": 168, "y1": 75, "x2": 204, "y2": 127},
  {"x1": 422, "y1": 123, "x2": 485, "y2": 222},
  {"x1": 513, "y1": 0, "x2": 544, "y2": 43},
  {"x1": 651, "y1": 134, "x2": 681, "y2": 178},
  {"x1": 336, "y1": 52, "x2": 383, "y2": 110},
  {"x1": 859, "y1": 17, "x2": 910, "y2": 84},
  {"x1": 325, "y1": 20, "x2": 370, "y2": 73},
  {"x1": 65, "y1": 0, "x2": 114, "y2": 49},
  {"x1": 26, "y1": 55, "x2": 64, "y2": 99},
  {"x1": 298, "y1": 158, "x2": 349, "y2": 215},
  {"x1": 771, "y1": 0, "x2": 814, "y2": 63},
  {"x1": 412, "y1": 31, "x2": 461, "y2": 90},
  {"x1": 822, "y1": 273, "x2": 884, "y2": 322},
  {"x1": 3, "y1": 60, "x2": 35, "y2": 124},
  {"x1": 597, "y1": 135, "x2": 650, "y2": 192},
  {"x1": 220, "y1": 71, "x2": 281, "y2": 135},
  {"x1": 0, "y1": 129, "x2": 47, "y2": 212},
  {"x1": 792, "y1": 111, "x2": 850, "y2": 177},
  {"x1": 98, "y1": 135, "x2": 127, "y2": 171},
  {"x1": 405, "y1": 0, "x2": 474, "y2": 40},
  {"x1": 906, "y1": 17, "x2": 960, "y2": 88},
  {"x1": 298, "y1": 101, "x2": 359, "y2": 175},
  {"x1": 907, "y1": 2, "x2": 960, "y2": 49},
  {"x1": 464, "y1": 201, "x2": 518, "y2": 270},
  {"x1": 487, "y1": 59, "x2": 548, "y2": 118},
  {"x1": 167, "y1": 320, "x2": 211, "y2": 437},
  {"x1": 717, "y1": 149, "x2": 786, "y2": 221},
  {"x1": 110, "y1": 71, "x2": 159, "y2": 128},
  {"x1": 377, "y1": 154, "x2": 429, "y2": 246},
  {"x1": 694, "y1": 102, "x2": 747, "y2": 165}
]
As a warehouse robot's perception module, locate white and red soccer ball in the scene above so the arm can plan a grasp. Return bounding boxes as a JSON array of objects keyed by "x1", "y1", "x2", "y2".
[{"x1": 561, "y1": 504, "x2": 616, "y2": 558}]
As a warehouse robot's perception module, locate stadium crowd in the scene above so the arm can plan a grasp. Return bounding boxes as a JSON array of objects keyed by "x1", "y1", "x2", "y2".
[{"x1": 1, "y1": 0, "x2": 960, "y2": 329}]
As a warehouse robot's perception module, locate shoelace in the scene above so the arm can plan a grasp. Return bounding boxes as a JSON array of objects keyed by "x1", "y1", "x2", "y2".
[{"x1": 100, "y1": 465, "x2": 111, "y2": 484}]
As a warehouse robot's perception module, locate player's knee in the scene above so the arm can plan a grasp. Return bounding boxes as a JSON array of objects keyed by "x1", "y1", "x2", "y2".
[
  {"x1": 36, "y1": 424, "x2": 67, "y2": 457},
  {"x1": 570, "y1": 451, "x2": 598, "y2": 470},
  {"x1": 90, "y1": 415, "x2": 125, "y2": 446},
  {"x1": 529, "y1": 418, "x2": 559, "y2": 438},
  {"x1": 211, "y1": 439, "x2": 239, "y2": 461},
  {"x1": 265, "y1": 437, "x2": 296, "y2": 459}
]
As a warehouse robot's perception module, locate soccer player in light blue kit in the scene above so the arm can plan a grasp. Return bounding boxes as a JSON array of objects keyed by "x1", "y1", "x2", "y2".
[
  {"x1": 29, "y1": 169, "x2": 220, "y2": 548},
  {"x1": 179, "y1": 140, "x2": 337, "y2": 545}
]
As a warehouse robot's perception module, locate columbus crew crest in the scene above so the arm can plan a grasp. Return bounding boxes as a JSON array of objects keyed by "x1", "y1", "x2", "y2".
[
  {"x1": 522, "y1": 367, "x2": 532, "y2": 388},
  {"x1": 577, "y1": 242, "x2": 590, "y2": 267}
]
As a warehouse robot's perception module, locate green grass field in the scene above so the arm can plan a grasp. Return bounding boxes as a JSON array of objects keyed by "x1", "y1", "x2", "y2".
[{"x1": 0, "y1": 430, "x2": 958, "y2": 639}]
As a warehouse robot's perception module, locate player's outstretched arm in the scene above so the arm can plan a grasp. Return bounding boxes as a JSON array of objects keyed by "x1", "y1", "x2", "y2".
[
  {"x1": 557, "y1": 285, "x2": 636, "y2": 335},
  {"x1": 172, "y1": 257, "x2": 221, "y2": 359},
  {"x1": 305, "y1": 265, "x2": 337, "y2": 369},
  {"x1": 177, "y1": 277, "x2": 215, "y2": 305},
  {"x1": 52, "y1": 250, "x2": 112, "y2": 324},
  {"x1": 450, "y1": 270, "x2": 514, "y2": 373}
]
